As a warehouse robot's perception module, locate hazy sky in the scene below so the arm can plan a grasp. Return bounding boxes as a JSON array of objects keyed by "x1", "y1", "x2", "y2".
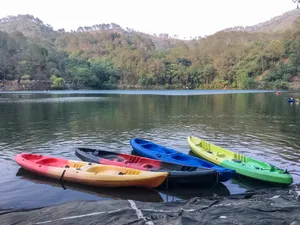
[{"x1": 0, "y1": 0, "x2": 298, "y2": 38}]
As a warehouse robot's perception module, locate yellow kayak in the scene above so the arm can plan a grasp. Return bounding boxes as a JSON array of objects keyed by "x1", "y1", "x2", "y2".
[
  {"x1": 15, "y1": 153, "x2": 168, "y2": 188},
  {"x1": 187, "y1": 136, "x2": 293, "y2": 185}
]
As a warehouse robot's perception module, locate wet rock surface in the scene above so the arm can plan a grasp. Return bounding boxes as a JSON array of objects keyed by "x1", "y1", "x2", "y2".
[{"x1": 1, "y1": 185, "x2": 300, "y2": 225}]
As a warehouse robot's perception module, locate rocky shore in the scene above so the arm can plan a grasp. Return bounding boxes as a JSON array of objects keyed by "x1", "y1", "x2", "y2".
[{"x1": 1, "y1": 184, "x2": 299, "y2": 225}]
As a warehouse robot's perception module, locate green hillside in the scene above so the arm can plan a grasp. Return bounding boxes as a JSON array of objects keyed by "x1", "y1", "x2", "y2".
[{"x1": 1, "y1": 12, "x2": 300, "y2": 90}]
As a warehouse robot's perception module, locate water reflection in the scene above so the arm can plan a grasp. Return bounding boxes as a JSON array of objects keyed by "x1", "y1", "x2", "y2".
[
  {"x1": 157, "y1": 183, "x2": 230, "y2": 201},
  {"x1": 15, "y1": 168, "x2": 163, "y2": 205},
  {"x1": 15, "y1": 168, "x2": 232, "y2": 209}
]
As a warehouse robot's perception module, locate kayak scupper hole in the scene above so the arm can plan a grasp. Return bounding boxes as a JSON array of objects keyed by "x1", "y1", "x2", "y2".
[{"x1": 143, "y1": 164, "x2": 153, "y2": 169}]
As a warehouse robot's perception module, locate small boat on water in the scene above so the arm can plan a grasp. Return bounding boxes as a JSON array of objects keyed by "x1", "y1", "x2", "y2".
[
  {"x1": 187, "y1": 136, "x2": 293, "y2": 185},
  {"x1": 288, "y1": 97, "x2": 300, "y2": 102},
  {"x1": 14, "y1": 153, "x2": 168, "y2": 188},
  {"x1": 129, "y1": 138, "x2": 235, "y2": 182},
  {"x1": 75, "y1": 148, "x2": 219, "y2": 186}
]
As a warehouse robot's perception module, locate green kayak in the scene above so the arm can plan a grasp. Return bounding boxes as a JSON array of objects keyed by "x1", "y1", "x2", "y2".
[{"x1": 187, "y1": 136, "x2": 294, "y2": 185}]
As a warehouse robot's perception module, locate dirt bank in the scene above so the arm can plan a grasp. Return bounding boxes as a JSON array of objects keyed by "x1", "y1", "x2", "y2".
[{"x1": 1, "y1": 184, "x2": 299, "y2": 225}]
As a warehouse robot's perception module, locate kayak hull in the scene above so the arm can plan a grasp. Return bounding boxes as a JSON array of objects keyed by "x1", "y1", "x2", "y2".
[
  {"x1": 129, "y1": 138, "x2": 235, "y2": 182},
  {"x1": 187, "y1": 136, "x2": 293, "y2": 185},
  {"x1": 14, "y1": 153, "x2": 168, "y2": 188},
  {"x1": 75, "y1": 148, "x2": 219, "y2": 185}
]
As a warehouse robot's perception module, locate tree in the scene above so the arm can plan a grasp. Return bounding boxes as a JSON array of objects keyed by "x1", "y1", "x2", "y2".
[{"x1": 51, "y1": 75, "x2": 65, "y2": 89}]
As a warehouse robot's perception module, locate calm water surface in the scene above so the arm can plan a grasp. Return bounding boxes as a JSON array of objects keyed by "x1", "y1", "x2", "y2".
[{"x1": 0, "y1": 90, "x2": 299, "y2": 210}]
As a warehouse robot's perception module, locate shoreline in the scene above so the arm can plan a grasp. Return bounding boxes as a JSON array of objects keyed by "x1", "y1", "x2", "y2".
[
  {"x1": 1, "y1": 184, "x2": 299, "y2": 225},
  {"x1": 0, "y1": 80, "x2": 297, "y2": 92}
]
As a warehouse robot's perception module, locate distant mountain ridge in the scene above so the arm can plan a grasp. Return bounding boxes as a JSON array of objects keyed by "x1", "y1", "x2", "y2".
[
  {"x1": 0, "y1": 14, "x2": 58, "y2": 39},
  {"x1": 1, "y1": 10, "x2": 300, "y2": 41},
  {"x1": 0, "y1": 14, "x2": 178, "y2": 49},
  {"x1": 221, "y1": 9, "x2": 300, "y2": 33}
]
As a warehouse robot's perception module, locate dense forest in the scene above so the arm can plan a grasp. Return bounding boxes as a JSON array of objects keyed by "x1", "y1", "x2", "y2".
[{"x1": 1, "y1": 10, "x2": 300, "y2": 90}]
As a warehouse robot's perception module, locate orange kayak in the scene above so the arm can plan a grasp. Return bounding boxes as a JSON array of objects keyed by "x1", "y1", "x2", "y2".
[{"x1": 14, "y1": 153, "x2": 168, "y2": 188}]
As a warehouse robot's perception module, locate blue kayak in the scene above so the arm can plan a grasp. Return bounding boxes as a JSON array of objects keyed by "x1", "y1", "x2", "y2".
[{"x1": 130, "y1": 138, "x2": 235, "y2": 182}]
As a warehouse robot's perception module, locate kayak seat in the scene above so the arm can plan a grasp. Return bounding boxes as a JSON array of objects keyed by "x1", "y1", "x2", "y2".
[
  {"x1": 134, "y1": 139, "x2": 149, "y2": 145},
  {"x1": 171, "y1": 154, "x2": 189, "y2": 162},
  {"x1": 35, "y1": 158, "x2": 62, "y2": 166}
]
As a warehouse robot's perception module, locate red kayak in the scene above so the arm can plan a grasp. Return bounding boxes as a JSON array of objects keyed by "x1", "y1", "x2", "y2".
[
  {"x1": 75, "y1": 148, "x2": 219, "y2": 186},
  {"x1": 14, "y1": 153, "x2": 168, "y2": 188}
]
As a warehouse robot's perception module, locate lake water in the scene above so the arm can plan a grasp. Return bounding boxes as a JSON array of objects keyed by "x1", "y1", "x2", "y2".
[{"x1": 0, "y1": 89, "x2": 299, "y2": 210}]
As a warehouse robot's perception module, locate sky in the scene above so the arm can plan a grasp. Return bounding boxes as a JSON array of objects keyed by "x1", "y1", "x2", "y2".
[{"x1": 0, "y1": 0, "x2": 298, "y2": 39}]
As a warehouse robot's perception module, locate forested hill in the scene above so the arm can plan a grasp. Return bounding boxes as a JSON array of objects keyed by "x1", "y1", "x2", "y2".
[
  {"x1": 221, "y1": 9, "x2": 300, "y2": 33},
  {"x1": 1, "y1": 11, "x2": 300, "y2": 90}
]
